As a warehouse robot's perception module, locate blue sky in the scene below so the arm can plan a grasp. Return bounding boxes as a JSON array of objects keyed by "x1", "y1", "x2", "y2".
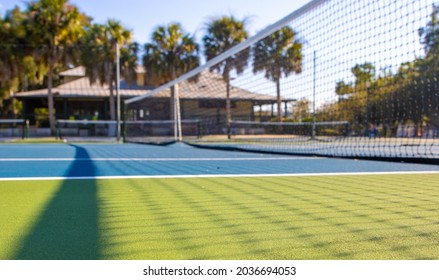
[{"x1": 0, "y1": 0, "x2": 312, "y2": 42}]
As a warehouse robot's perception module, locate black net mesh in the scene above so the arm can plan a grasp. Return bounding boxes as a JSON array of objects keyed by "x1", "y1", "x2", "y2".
[{"x1": 126, "y1": 0, "x2": 439, "y2": 161}]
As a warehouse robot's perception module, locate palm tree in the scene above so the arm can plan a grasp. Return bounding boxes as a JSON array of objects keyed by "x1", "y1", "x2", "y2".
[
  {"x1": 81, "y1": 20, "x2": 136, "y2": 120},
  {"x1": 143, "y1": 22, "x2": 199, "y2": 139},
  {"x1": 26, "y1": 0, "x2": 89, "y2": 134},
  {"x1": 120, "y1": 42, "x2": 139, "y2": 86},
  {"x1": 143, "y1": 23, "x2": 199, "y2": 85},
  {"x1": 203, "y1": 15, "x2": 250, "y2": 139},
  {"x1": 253, "y1": 26, "x2": 302, "y2": 122}
]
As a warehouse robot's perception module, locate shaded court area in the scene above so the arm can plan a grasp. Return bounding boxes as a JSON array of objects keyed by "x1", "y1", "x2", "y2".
[{"x1": 0, "y1": 143, "x2": 439, "y2": 260}]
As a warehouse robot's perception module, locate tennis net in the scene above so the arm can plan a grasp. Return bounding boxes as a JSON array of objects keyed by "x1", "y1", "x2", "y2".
[
  {"x1": 56, "y1": 119, "x2": 201, "y2": 144},
  {"x1": 125, "y1": 0, "x2": 439, "y2": 161},
  {"x1": 56, "y1": 120, "x2": 119, "y2": 140},
  {"x1": 124, "y1": 119, "x2": 200, "y2": 144}
]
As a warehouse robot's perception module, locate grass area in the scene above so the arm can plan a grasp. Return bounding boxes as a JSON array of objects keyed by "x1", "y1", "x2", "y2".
[
  {"x1": 0, "y1": 174, "x2": 438, "y2": 260},
  {"x1": 0, "y1": 137, "x2": 118, "y2": 144},
  {"x1": 1, "y1": 137, "x2": 64, "y2": 144}
]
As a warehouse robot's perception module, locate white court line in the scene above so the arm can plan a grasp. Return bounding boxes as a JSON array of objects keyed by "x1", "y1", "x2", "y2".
[
  {"x1": 1, "y1": 171, "x2": 439, "y2": 181},
  {"x1": 0, "y1": 157, "x2": 321, "y2": 162}
]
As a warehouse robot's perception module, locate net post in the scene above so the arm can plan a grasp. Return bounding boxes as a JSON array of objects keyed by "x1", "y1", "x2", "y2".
[
  {"x1": 173, "y1": 83, "x2": 182, "y2": 142},
  {"x1": 312, "y1": 50, "x2": 317, "y2": 141},
  {"x1": 122, "y1": 102, "x2": 127, "y2": 143},
  {"x1": 55, "y1": 120, "x2": 59, "y2": 140},
  {"x1": 197, "y1": 120, "x2": 202, "y2": 139},
  {"x1": 21, "y1": 120, "x2": 24, "y2": 140},
  {"x1": 22, "y1": 119, "x2": 29, "y2": 140},
  {"x1": 226, "y1": 78, "x2": 233, "y2": 140},
  {"x1": 116, "y1": 42, "x2": 122, "y2": 143}
]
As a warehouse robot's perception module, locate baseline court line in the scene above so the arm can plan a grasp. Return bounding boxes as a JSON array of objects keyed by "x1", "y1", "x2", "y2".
[
  {"x1": 1, "y1": 171, "x2": 438, "y2": 181},
  {"x1": 0, "y1": 157, "x2": 322, "y2": 162}
]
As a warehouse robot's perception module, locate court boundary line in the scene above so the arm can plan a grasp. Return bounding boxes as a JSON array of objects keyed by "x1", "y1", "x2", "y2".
[
  {"x1": 1, "y1": 171, "x2": 439, "y2": 181},
  {"x1": 0, "y1": 157, "x2": 322, "y2": 162}
]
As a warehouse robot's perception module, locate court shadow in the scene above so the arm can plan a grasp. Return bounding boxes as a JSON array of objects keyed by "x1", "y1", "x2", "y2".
[{"x1": 15, "y1": 144, "x2": 99, "y2": 259}]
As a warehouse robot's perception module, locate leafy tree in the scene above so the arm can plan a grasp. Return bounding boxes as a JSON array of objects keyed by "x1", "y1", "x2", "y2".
[
  {"x1": 335, "y1": 81, "x2": 354, "y2": 96},
  {"x1": 319, "y1": 6, "x2": 439, "y2": 136},
  {"x1": 419, "y1": 4, "x2": 439, "y2": 58},
  {"x1": 81, "y1": 20, "x2": 136, "y2": 120},
  {"x1": 351, "y1": 62, "x2": 375, "y2": 86},
  {"x1": 203, "y1": 15, "x2": 249, "y2": 139},
  {"x1": 143, "y1": 23, "x2": 199, "y2": 86},
  {"x1": 292, "y1": 98, "x2": 310, "y2": 122},
  {"x1": 417, "y1": 6, "x2": 439, "y2": 123},
  {"x1": 253, "y1": 26, "x2": 302, "y2": 122},
  {"x1": 0, "y1": 7, "x2": 26, "y2": 88},
  {"x1": 143, "y1": 22, "x2": 199, "y2": 125},
  {"x1": 0, "y1": 7, "x2": 43, "y2": 116},
  {"x1": 26, "y1": 0, "x2": 89, "y2": 134},
  {"x1": 120, "y1": 42, "x2": 139, "y2": 86}
]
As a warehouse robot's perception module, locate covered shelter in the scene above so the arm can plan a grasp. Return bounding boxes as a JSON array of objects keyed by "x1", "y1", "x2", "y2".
[{"x1": 13, "y1": 66, "x2": 294, "y2": 128}]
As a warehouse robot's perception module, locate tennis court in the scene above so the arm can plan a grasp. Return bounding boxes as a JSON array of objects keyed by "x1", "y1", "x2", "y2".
[{"x1": 0, "y1": 143, "x2": 438, "y2": 260}]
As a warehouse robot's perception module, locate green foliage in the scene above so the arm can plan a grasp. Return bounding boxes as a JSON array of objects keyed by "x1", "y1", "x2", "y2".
[
  {"x1": 0, "y1": 7, "x2": 45, "y2": 116},
  {"x1": 143, "y1": 23, "x2": 200, "y2": 86},
  {"x1": 351, "y1": 62, "x2": 375, "y2": 86},
  {"x1": 252, "y1": 26, "x2": 303, "y2": 122},
  {"x1": 419, "y1": 4, "x2": 439, "y2": 58},
  {"x1": 81, "y1": 20, "x2": 137, "y2": 120},
  {"x1": 26, "y1": 0, "x2": 89, "y2": 48},
  {"x1": 335, "y1": 81, "x2": 354, "y2": 96},
  {"x1": 0, "y1": 8, "x2": 25, "y2": 86},
  {"x1": 203, "y1": 15, "x2": 250, "y2": 137},
  {"x1": 322, "y1": 4, "x2": 439, "y2": 135},
  {"x1": 81, "y1": 20, "x2": 135, "y2": 86},
  {"x1": 120, "y1": 42, "x2": 139, "y2": 85},
  {"x1": 202, "y1": 15, "x2": 250, "y2": 80},
  {"x1": 34, "y1": 107, "x2": 50, "y2": 127},
  {"x1": 292, "y1": 98, "x2": 311, "y2": 122},
  {"x1": 253, "y1": 26, "x2": 302, "y2": 82},
  {"x1": 26, "y1": 0, "x2": 89, "y2": 133}
]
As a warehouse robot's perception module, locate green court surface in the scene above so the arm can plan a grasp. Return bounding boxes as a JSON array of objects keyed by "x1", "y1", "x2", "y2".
[{"x1": 1, "y1": 174, "x2": 438, "y2": 260}]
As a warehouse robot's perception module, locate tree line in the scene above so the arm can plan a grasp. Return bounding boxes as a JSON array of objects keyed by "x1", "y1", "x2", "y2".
[
  {"x1": 0, "y1": 0, "x2": 303, "y2": 138},
  {"x1": 314, "y1": 5, "x2": 439, "y2": 137}
]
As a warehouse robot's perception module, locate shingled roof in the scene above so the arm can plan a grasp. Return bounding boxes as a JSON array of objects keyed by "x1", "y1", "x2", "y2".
[
  {"x1": 13, "y1": 77, "x2": 148, "y2": 99},
  {"x1": 14, "y1": 66, "x2": 290, "y2": 104}
]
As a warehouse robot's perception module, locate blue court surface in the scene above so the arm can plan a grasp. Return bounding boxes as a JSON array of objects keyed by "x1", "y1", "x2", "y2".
[{"x1": 1, "y1": 143, "x2": 439, "y2": 179}]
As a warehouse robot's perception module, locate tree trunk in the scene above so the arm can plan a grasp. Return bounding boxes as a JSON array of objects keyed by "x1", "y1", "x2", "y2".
[
  {"x1": 47, "y1": 70, "x2": 56, "y2": 135},
  {"x1": 276, "y1": 79, "x2": 282, "y2": 123}
]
